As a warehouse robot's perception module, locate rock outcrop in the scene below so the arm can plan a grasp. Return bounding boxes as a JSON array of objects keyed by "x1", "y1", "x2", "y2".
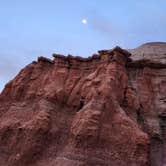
[{"x1": 0, "y1": 44, "x2": 166, "y2": 166}]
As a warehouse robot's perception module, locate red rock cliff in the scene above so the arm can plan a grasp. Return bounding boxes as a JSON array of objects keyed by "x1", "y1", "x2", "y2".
[{"x1": 0, "y1": 45, "x2": 166, "y2": 166}]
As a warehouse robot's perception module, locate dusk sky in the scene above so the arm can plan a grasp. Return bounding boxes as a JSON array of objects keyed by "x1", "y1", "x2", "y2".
[{"x1": 0, "y1": 0, "x2": 166, "y2": 92}]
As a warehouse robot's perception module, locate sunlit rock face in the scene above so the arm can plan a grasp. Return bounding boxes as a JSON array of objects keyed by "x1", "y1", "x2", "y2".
[{"x1": 0, "y1": 44, "x2": 166, "y2": 166}]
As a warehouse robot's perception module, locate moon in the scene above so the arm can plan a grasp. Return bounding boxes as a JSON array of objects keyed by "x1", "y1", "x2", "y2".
[{"x1": 81, "y1": 19, "x2": 87, "y2": 24}]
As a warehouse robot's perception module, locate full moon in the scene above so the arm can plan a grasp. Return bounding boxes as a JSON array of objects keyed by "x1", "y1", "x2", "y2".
[{"x1": 81, "y1": 19, "x2": 87, "y2": 24}]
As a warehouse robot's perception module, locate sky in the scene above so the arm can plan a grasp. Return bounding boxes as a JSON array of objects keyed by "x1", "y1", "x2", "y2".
[{"x1": 0, "y1": 0, "x2": 166, "y2": 92}]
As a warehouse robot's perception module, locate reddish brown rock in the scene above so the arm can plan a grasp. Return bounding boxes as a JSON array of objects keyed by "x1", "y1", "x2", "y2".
[{"x1": 0, "y1": 45, "x2": 166, "y2": 166}]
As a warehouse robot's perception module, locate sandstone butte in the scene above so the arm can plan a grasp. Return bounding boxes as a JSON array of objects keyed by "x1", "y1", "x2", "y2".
[{"x1": 0, "y1": 42, "x2": 166, "y2": 166}]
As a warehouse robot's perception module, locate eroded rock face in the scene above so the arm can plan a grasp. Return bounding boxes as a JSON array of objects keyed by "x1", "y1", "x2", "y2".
[{"x1": 0, "y1": 45, "x2": 166, "y2": 166}]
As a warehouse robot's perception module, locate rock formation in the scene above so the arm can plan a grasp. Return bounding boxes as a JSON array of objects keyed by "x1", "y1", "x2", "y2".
[
  {"x1": 129, "y1": 42, "x2": 166, "y2": 64},
  {"x1": 0, "y1": 43, "x2": 166, "y2": 166}
]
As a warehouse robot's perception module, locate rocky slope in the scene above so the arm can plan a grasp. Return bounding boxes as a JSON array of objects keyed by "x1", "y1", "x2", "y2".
[{"x1": 0, "y1": 43, "x2": 166, "y2": 166}]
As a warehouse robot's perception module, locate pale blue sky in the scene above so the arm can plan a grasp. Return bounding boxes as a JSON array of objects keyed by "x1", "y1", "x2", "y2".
[{"x1": 0, "y1": 0, "x2": 166, "y2": 92}]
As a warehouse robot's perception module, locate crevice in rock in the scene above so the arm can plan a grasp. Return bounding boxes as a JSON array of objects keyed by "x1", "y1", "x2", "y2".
[{"x1": 136, "y1": 104, "x2": 145, "y2": 128}]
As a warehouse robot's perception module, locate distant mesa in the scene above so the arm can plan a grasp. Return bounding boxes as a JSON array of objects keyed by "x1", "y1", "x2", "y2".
[{"x1": 129, "y1": 41, "x2": 166, "y2": 64}]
